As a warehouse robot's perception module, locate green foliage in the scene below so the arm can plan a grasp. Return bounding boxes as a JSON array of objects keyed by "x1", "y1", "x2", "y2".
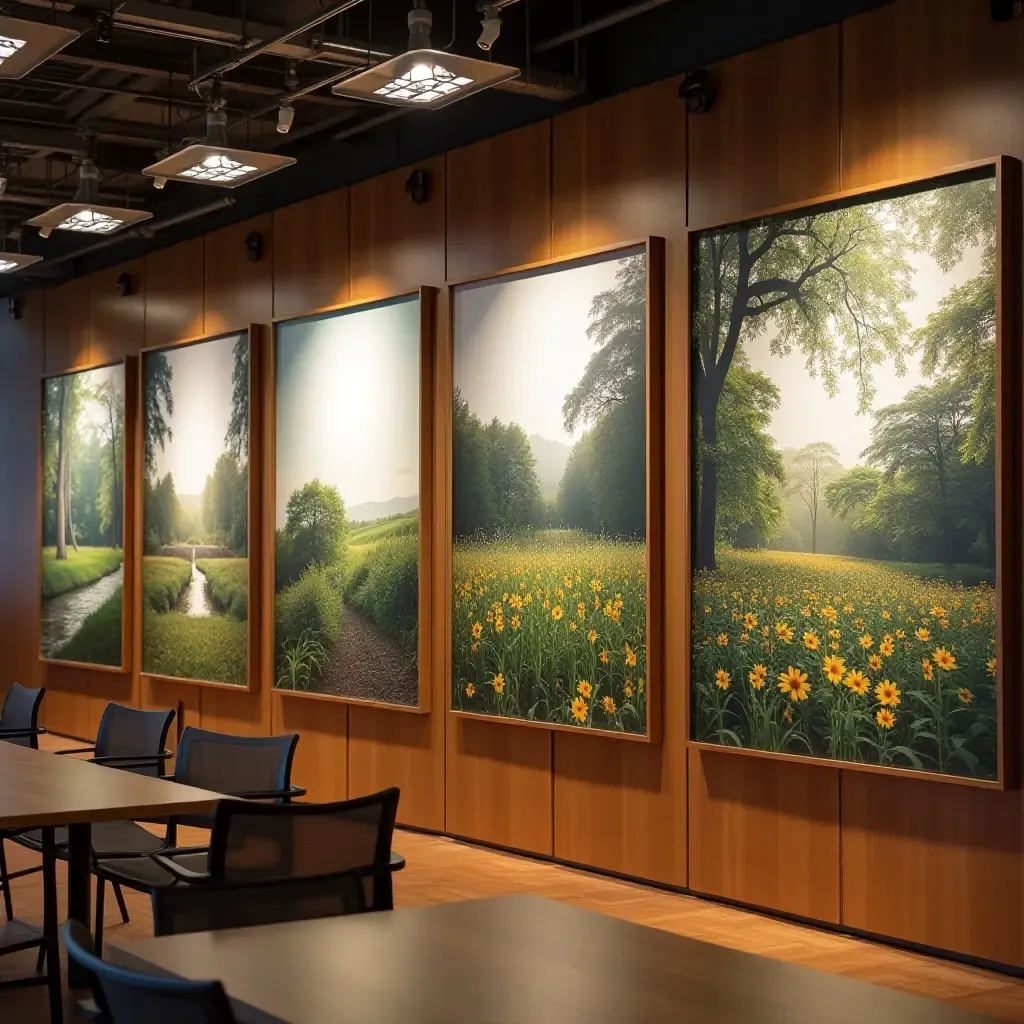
[
  {"x1": 277, "y1": 563, "x2": 341, "y2": 652},
  {"x1": 142, "y1": 557, "x2": 192, "y2": 614},
  {"x1": 277, "y1": 480, "x2": 348, "y2": 586},
  {"x1": 144, "y1": 474, "x2": 179, "y2": 553},
  {"x1": 226, "y1": 336, "x2": 250, "y2": 461},
  {"x1": 201, "y1": 454, "x2": 248, "y2": 555},
  {"x1": 41, "y1": 547, "x2": 122, "y2": 600},
  {"x1": 197, "y1": 558, "x2": 248, "y2": 621},
  {"x1": 52, "y1": 589, "x2": 123, "y2": 667},
  {"x1": 142, "y1": 611, "x2": 247, "y2": 686},
  {"x1": 144, "y1": 352, "x2": 173, "y2": 478},
  {"x1": 345, "y1": 534, "x2": 419, "y2": 653},
  {"x1": 276, "y1": 631, "x2": 328, "y2": 691},
  {"x1": 348, "y1": 511, "x2": 418, "y2": 547},
  {"x1": 452, "y1": 390, "x2": 497, "y2": 537}
]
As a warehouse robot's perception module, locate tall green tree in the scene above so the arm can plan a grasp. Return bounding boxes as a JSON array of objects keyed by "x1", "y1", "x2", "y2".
[
  {"x1": 226, "y1": 336, "x2": 250, "y2": 463},
  {"x1": 144, "y1": 352, "x2": 173, "y2": 479},
  {"x1": 787, "y1": 442, "x2": 842, "y2": 555},
  {"x1": 278, "y1": 479, "x2": 347, "y2": 584},
  {"x1": 452, "y1": 390, "x2": 496, "y2": 539},
  {"x1": 483, "y1": 419, "x2": 544, "y2": 533},
  {"x1": 95, "y1": 376, "x2": 124, "y2": 548}
]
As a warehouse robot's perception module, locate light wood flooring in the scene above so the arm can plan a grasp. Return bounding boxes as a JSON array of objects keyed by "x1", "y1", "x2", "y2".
[{"x1": 3, "y1": 738, "x2": 1024, "y2": 1022}]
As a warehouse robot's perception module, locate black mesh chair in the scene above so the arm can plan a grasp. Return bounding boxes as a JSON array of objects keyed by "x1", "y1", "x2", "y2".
[
  {"x1": 4, "y1": 703, "x2": 175, "y2": 941},
  {"x1": 92, "y1": 726, "x2": 302, "y2": 953},
  {"x1": 0, "y1": 682, "x2": 46, "y2": 747},
  {"x1": 62, "y1": 919, "x2": 236, "y2": 1024},
  {"x1": 150, "y1": 789, "x2": 400, "y2": 937}
]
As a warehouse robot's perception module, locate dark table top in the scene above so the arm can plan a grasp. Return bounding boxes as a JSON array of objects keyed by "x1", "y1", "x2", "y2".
[{"x1": 109, "y1": 894, "x2": 995, "y2": 1024}]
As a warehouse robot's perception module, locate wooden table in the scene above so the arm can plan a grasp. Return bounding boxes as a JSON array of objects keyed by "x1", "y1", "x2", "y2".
[
  {"x1": 0, "y1": 739, "x2": 221, "y2": 1020},
  {"x1": 109, "y1": 894, "x2": 995, "y2": 1024}
]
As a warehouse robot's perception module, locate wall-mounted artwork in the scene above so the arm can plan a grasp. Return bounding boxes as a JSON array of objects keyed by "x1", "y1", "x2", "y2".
[
  {"x1": 41, "y1": 361, "x2": 127, "y2": 668},
  {"x1": 141, "y1": 331, "x2": 252, "y2": 687},
  {"x1": 690, "y1": 162, "x2": 1017, "y2": 784},
  {"x1": 451, "y1": 242, "x2": 663, "y2": 738},
  {"x1": 273, "y1": 293, "x2": 431, "y2": 708}
]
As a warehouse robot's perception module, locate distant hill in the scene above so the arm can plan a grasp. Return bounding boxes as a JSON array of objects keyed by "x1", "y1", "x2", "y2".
[
  {"x1": 347, "y1": 495, "x2": 419, "y2": 524},
  {"x1": 529, "y1": 434, "x2": 571, "y2": 500}
]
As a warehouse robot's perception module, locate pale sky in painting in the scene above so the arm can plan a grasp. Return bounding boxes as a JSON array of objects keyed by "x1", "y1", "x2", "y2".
[
  {"x1": 148, "y1": 333, "x2": 241, "y2": 496},
  {"x1": 275, "y1": 296, "x2": 420, "y2": 527},
  {"x1": 454, "y1": 251, "x2": 641, "y2": 446}
]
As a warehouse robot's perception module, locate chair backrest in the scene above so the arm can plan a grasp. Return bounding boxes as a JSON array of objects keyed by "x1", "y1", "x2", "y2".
[
  {"x1": 172, "y1": 727, "x2": 299, "y2": 828},
  {"x1": 62, "y1": 920, "x2": 236, "y2": 1024},
  {"x1": 95, "y1": 703, "x2": 175, "y2": 776},
  {"x1": 152, "y1": 872, "x2": 366, "y2": 938},
  {"x1": 0, "y1": 683, "x2": 45, "y2": 748}
]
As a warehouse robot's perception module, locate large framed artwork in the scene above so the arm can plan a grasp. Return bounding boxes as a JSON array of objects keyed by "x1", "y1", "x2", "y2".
[
  {"x1": 450, "y1": 239, "x2": 665, "y2": 740},
  {"x1": 270, "y1": 290, "x2": 435, "y2": 710},
  {"x1": 40, "y1": 359, "x2": 134, "y2": 670},
  {"x1": 140, "y1": 328, "x2": 260, "y2": 689},
  {"x1": 689, "y1": 158, "x2": 1021, "y2": 787}
]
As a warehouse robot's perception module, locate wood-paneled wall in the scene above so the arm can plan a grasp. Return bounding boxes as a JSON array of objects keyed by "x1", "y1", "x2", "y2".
[{"x1": 2, "y1": 0, "x2": 1022, "y2": 969}]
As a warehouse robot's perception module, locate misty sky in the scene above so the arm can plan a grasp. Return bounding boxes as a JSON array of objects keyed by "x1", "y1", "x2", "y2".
[
  {"x1": 70, "y1": 363, "x2": 124, "y2": 438},
  {"x1": 454, "y1": 251, "x2": 641, "y2": 446},
  {"x1": 148, "y1": 333, "x2": 241, "y2": 496},
  {"x1": 742, "y1": 211, "x2": 986, "y2": 468},
  {"x1": 276, "y1": 296, "x2": 420, "y2": 527}
]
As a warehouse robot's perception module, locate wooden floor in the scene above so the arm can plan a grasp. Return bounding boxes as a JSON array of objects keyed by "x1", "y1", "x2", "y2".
[{"x1": 4, "y1": 739, "x2": 1024, "y2": 1022}]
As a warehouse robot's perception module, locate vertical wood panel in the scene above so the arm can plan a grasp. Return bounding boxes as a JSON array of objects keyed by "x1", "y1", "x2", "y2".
[
  {"x1": 144, "y1": 238, "x2": 204, "y2": 347},
  {"x1": 842, "y1": 0, "x2": 1024, "y2": 188},
  {"x1": 44, "y1": 277, "x2": 91, "y2": 373},
  {"x1": 681, "y1": 26, "x2": 844, "y2": 914},
  {"x1": 344, "y1": 158, "x2": 447, "y2": 829},
  {"x1": 444, "y1": 125, "x2": 554, "y2": 854},
  {"x1": 550, "y1": 80, "x2": 687, "y2": 885},
  {"x1": 89, "y1": 259, "x2": 145, "y2": 364},
  {"x1": 688, "y1": 26, "x2": 841, "y2": 226},
  {"x1": 204, "y1": 214, "x2": 274, "y2": 334},
  {"x1": 275, "y1": 697, "x2": 349, "y2": 801},
  {"x1": 841, "y1": 771, "x2": 1023, "y2": 964},
  {"x1": 273, "y1": 189, "x2": 350, "y2": 319},
  {"x1": 689, "y1": 748, "x2": 841, "y2": 922}
]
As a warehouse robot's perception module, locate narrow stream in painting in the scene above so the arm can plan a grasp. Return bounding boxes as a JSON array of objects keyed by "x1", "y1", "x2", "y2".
[
  {"x1": 181, "y1": 551, "x2": 213, "y2": 618},
  {"x1": 41, "y1": 563, "x2": 123, "y2": 657}
]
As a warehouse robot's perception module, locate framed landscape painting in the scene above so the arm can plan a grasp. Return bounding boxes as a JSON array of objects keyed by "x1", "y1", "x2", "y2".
[
  {"x1": 140, "y1": 328, "x2": 258, "y2": 688},
  {"x1": 271, "y1": 291, "x2": 433, "y2": 709},
  {"x1": 450, "y1": 239, "x2": 664, "y2": 740},
  {"x1": 40, "y1": 360, "x2": 131, "y2": 669},
  {"x1": 689, "y1": 158, "x2": 1021, "y2": 787}
]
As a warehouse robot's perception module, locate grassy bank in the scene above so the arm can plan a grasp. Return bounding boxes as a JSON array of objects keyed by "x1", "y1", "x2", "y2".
[
  {"x1": 197, "y1": 558, "x2": 248, "y2": 620},
  {"x1": 42, "y1": 547, "x2": 122, "y2": 600},
  {"x1": 142, "y1": 612, "x2": 247, "y2": 685},
  {"x1": 142, "y1": 557, "x2": 192, "y2": 613},
  {"x1": 52, "y1": 589, "x2": 123, "y2": 666}
]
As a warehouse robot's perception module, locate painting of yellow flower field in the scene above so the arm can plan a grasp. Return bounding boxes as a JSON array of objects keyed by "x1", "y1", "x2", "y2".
[
  {"x1": 453, "y1": 246, "x2": 651, "y2": 735},
  {"x1": 691, "y1": 168, "x2": 1003, "y2": 780}
]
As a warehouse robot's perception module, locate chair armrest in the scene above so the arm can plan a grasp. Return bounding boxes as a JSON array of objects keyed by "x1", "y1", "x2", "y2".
[
  {"x1": 231, "y1": 784, "x2": 307, "y2": 801},
  {"x1": 89, "y1": 752, "x2": 172, "y2": 767},
  {"x1": 56, "y1": 745, "x2": 97, "y2": 756},
  {"x1": 151, "y1": 851, "x2": 210, "y2": 883},
  {"x1": 0, "y1": 726, "x2": 47, "y2": 739}
]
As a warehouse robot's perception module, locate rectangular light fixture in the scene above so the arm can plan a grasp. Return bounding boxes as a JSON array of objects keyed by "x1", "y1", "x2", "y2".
[
  {"x1": 0, "y1": 252, "x2": 42, "y2": 273},
  {"x1": 142, "y1": 145, "x2": 296, "y2": 189},
  {"x1": 26, "y1": 203, "x2": 153, "y2": 238},
  {"x1": 331, "y1": 49, "x2": 519, "y2": 109},
  {"x1": 0, "y1": 15, "x2": 80, "y2": 79}
]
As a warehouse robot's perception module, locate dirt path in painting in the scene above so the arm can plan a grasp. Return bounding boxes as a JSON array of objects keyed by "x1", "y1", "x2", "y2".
[{"x1": 317, "y1": 603, "x2": 417, "y2": 706}]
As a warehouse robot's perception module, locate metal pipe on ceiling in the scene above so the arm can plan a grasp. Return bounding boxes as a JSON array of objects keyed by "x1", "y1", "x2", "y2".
[
  {"x1": 188, "y1": 0, "x2": 368, "y2": 91},
  {"x1": 532, "y1": 0, "x2": 671, "y2": 54}
]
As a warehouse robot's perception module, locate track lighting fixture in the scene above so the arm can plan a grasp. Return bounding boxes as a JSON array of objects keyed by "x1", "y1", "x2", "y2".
[
  {"x1": 477, "y1": 6, "x2": 503, "y2": 51},
  {"x1": 276, "y1": 100, "x2": 295, "y2": 135},
  {"x1": 0, "y1": 15, "x2": 80, "y2": 79},
  {"x1": 152, "y1": 176, "x2": 167, "y2": 190},
  {"x1": 332, "y1": 0, "x2": 519, "y2": 109},
  {"x1": 26, "y1": 156, "x2": 152, "y2": 237},
  {"x1": 142, "y1": 80, "x2": 296, "y2": 188}
]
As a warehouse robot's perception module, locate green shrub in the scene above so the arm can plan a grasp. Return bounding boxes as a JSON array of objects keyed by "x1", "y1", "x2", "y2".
[
  {"x1": 142, "y1": 557, "x2": 192, "y2": 613},
  {"x1": 345, "y1": 534, "x2": 418, "y2": 652},
  {"x1": 197, "y1": 558, "x2": 248, "y2": 621},
  {"x1": 42, "y1": 547, "x2": 122, "y2": 600},
  {"x1": 277, "y1": 563, "x2": 341, "y2": 653},
  {"x1": 276, "y1": 631, "x2": 328, "y2": 691}
]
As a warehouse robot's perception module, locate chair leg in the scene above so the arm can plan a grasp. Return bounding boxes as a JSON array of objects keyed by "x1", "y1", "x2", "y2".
[
  {"x1": 94, "y1": 875, "x2": 106, "y2": 957},
  {"x1": 41, "y1": 828, "x2": 63, "y2": 1024},
  {"x1": 0, "y1": 838, "x2": 13, "y2": 921},
  {"x1": 112, "y1": 881, "x2": 130, "y2": 924}
]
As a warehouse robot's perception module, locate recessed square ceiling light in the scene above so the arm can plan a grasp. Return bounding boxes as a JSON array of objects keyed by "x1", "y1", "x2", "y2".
[
  {"x1": 0, "y1": 252, "x2": 42, "y2": 273},
  {"x1": 141, "y1": 144, "x2": 296, "y2": 189},
  {"x1": 26, "y1": 203, "x2": 153, "y2": 238},
  {"x1": 0, "y1": 16, "x2": 80, "y2": 79},
  {"x1": 331, "y1": 49, "x2": 519, "y2": 109}
]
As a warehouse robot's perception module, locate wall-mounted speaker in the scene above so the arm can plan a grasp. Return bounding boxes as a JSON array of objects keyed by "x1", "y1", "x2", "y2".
[
  {"x1": 7, "y1": 296, "x2": 21, "y2": 320},
  {"x1": 117, "y1": 272, "x2": 133, "y2": 297},
  {"x1": 244, "y1": 231, "x2": 263, "y2": 263},
  {"x1": 405, "y1": 169, "x2": 431, "y2": 206},
  {"x1": 679, "y1": 69, "x2": 716, "y2": 114}
]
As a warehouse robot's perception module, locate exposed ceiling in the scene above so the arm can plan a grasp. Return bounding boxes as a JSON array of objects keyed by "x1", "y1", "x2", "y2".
[{"x1": 0, "y1": 0, "x2": 894, "y2": 296}]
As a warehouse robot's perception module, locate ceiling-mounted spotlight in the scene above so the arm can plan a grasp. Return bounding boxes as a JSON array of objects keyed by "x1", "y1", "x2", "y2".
[
  {"x1": 332, "y1": 0, "x2": 519, "y2": 110},
  {"x1": 0, "y1": 15, "x2": 80, "y2": 80},
  {"x1": 152, "y1": 176, "x2": 167, "y2": 190},
  {"x1": 477, "y1": 6, "x2": 502, "y2": 51},
  {"x1": 142, "y1": 80, "x2": 296, "y2": 189},
  {"x1": 0, "y1": 251, "x2": 42, "y2": 273},
  {"x1": 26, "y1": 156, "x2": 153, "y2": 237},
  {"x1": 276, "y1": 100, "x2": 295, "y2": 135}
]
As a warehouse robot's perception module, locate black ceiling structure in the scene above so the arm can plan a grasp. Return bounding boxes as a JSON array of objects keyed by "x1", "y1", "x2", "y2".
[{"x1": 0, "y1": 0, "x2": 892, "y2": 297}]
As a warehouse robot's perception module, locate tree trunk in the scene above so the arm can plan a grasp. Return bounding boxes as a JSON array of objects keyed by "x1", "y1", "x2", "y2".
[
  {"x1": 65, "y1": 449, "x2": 79, "y2": 554},
  {"x1": 55, "y1": 380, "x2": 69, "y2": 561},
  {"x1": 108, "y1": 402, "x2": 121, "y2": 548},
  {"x1": 696, "y1": 404, "x2": 718, "y2": 572},
  {"x1": 811, "y1": 512, "x2": 817, "y2": 555}
]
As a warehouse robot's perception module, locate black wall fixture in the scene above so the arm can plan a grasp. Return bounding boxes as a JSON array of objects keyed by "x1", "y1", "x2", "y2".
[
  {"x1": 116, "y1": 272, "x2": 133, "y2": 297},
  {"x1": 405, "y1": 169, "x2": 431, "y2": 206},
  {"x1": 7, "y1": 296, "x2": 21, "y2": 321},
  {"x1": 679, "y1": 69, "x2": 715, "y2": 114},
  {"x1": 244, "y1": 231, "x2": 264, "y2": 263},
  {"x1": 990, "y1": 0, "x2": 1022, "y2": 20}
]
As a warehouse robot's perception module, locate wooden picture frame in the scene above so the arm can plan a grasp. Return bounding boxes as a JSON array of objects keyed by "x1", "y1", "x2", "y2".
[
  {"x1": 266, "y1": 289, "x2": 436, "y2": 712},
  {"x1": 137, "y1": 326, "x2": 262, "y2": 692},
  {"x1": 446, "y1": 237, "x2": 665, "y2": 742},
  {"x1": 686, "y1": 157, "x2": 1021, "y2": 789},
  {"x1": 39, "y1": 356, "x2": 136, "y2": 674}
]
